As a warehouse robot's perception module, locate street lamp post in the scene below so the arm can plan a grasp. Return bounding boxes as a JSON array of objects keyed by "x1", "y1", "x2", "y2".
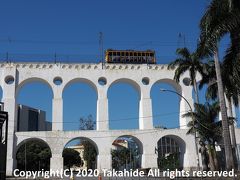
[{"x1": 160, "y1": 88, "x2": 200, "y2": 170}]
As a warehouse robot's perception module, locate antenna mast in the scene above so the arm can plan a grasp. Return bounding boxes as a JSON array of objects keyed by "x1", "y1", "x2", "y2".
[
  {"x1": 99, "y1": 32, "x2": 104, "y2": 69},
  {"x1": 177, "y1": 33, "x2": 186, "y2": 48}
]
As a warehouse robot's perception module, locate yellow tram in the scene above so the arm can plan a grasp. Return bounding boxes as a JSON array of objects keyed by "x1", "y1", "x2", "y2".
[{"x1": 105, "y1": 49, "x2": 156, "y2": 64}]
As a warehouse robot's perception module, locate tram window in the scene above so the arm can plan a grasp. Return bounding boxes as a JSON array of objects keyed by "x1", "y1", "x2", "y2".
[{"x1": 117, "y1": 52, "x2": 120, "y2": 56}]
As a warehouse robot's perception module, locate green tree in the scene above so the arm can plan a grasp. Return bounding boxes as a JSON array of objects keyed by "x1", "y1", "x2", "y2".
[
  {"x1": 183, "y1": 102, "x2": 234, "y2": 170},
  {"x1": 199, "y1": 59, "x2": 240, "y2": 167},
  {"x1": 198, "y1": 0, "x2": 240, "y2": 170},
  {"x1": 62, "y1": 148, "x2": 82, "y2": 170},
  {"x1": 158, "y1": 152, "x2": 180, "y2": 171},
  {"x1": 111, "y1": 148, "x2": 133, "y2": 170},
  {"x1": 79, "y1": 115, "x2": 95, "y2": 130},
  {"x1": 79, "y1": 115, "x2": 97, "y2": 169},
  {"x1": 82, "y1": 140, "x2": 97, "y2": 169},
  {"x1": 16, "y1": 140, "x2": 51, "y2": 171}
]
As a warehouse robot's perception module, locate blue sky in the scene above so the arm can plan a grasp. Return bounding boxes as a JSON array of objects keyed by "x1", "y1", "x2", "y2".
[{"x1": 0, "y1": 0, "x2": 239, "y2": 129}]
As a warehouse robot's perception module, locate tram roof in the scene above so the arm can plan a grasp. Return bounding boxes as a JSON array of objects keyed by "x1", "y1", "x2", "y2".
[{"x1": 106, "y1": 49, "x2": 155, "y2": 53}]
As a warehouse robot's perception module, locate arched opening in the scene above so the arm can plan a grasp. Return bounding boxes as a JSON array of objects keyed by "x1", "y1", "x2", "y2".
[
  {"x1": 111, "y1": 135, "x2": 142, "y2": 170},
  {"x1": 17, "y1": 80, "x2": 53, "y2": 132},
  {"x1": 63, "y1": 80, "x2": 97, "y2": 131},
  {"x1": 16, "y1": 138, "x2": 52, "y2": 171},
  {"x1": 62, "y1": 137, "x2": 98, "y2": 170},
  {"x1": 151, "y1": 80, "x2": 181, "y2": 129},
  {"x1": 157, "y1": 135, "x2": 185, "y2": 170},
  {"x1": 108, "y1": 79, "x2": 140, "y2": 130}
]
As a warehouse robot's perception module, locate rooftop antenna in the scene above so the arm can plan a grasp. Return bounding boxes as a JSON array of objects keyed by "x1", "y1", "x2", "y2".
[
  {"x1": 99, "y1": 32, "x2": 104, "y2": 69},
  {"x1": 177, "y1": 33, "x2": 186, "y2": 48},
  {"x1": 54, "y1": 53, "x2": 57, "y2": 64}
]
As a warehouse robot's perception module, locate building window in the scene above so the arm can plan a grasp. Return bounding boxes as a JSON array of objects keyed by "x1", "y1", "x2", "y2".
[{"x1": 28, "y1": 110, "x2": 39, "y2": 131}]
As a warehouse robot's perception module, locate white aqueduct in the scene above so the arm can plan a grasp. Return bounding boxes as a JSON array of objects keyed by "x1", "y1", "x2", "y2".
[{"x1": 1, "y1": 62, "x2": 240, "y2": 176}]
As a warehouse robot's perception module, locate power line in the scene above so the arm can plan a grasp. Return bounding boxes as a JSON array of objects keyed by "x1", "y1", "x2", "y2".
[
  {"x1": 0, "y1": 38, "x2": 231, "y2": 47},
  {"x1": 0, "y1": 111, "x2": 187, "y2": 132},
  {"x1": 51, "y1": 110, "x2": 188, "y2": 124}
]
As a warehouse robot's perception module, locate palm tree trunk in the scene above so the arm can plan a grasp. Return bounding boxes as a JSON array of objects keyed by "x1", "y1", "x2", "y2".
[
  {"x1": 214, "y1": 50, "x2": 234, "y2": 170},
  {"x1": 227, "y1": 98, "x2": 238, "y2": 168},
  {"x1": 227, "y1": 98, "x2": 236, "y2": 147},
  {"x1": 193, "y1": 78, "x2": 200, "y2": 104},
  {"x1": 193, "y1": 78, "x2": 201, "y2": 170},
  {"x1": 207, "y1": 144, "x2": 216, "y2": 170}
]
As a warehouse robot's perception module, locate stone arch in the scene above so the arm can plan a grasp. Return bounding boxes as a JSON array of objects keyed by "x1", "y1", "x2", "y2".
[
  {"x1": 150, "y1": 78, "x2": 182, "y2": 129},
  {"x1": 112, "y1": 135, "x2": 143, "y2": 169},
  {"x1": 16, "y1": 77, "x2": 53, "y2": 132},
  {"x1": 16, "y1": 137, "x2": 52, "y2": 157},
  {"x1": 62, "y1": 79, "x2": 98, "y2": 131},
  {"x1": 113, "y1": 135, "x2": 143, "y2": 154},
  {"x1": 62, "y1": 137, "x2": 99, "y2": 170},
  {"x1": 151, "y1": 78, "x2": 182, "y2": 95},
  {"x1": 107, "y1": 78, "x2": 141, "y2": 97},
  {"x1": 157, "y1": 135, "x2": 186, "y2": 170},
  {"x1": 15, "y1": 137, "x2": 52, "y2": 171},
  {"x1": 107, "y1": 78, "x2": 140, "y2": 130},
  {"x1": 63, "y1": 78, "x2": 98, "y2": 98},
  {"x1": 16, "y1": 77, "x2": 53, "y2": 97},
  {"x1": 63, "y1": 137, "x2": 99, "y2": 155}
]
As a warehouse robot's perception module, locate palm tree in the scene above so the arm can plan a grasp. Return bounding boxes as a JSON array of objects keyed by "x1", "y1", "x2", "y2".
[
  {"x1": 183, "y1": 102, "x2": 222, "y2": 170},
  {"x1": 199, "y1": 60, "x2": 240, "y2": 168},
  {"x1": 198, "y1": 0, "x2": 240, "y2": 170},
  {"x1": 168, "y1": 47, "x2": 204, "y2": 103},
  {"x1": 222, "y1": 61, "x2": 239, "y2": 161}
]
